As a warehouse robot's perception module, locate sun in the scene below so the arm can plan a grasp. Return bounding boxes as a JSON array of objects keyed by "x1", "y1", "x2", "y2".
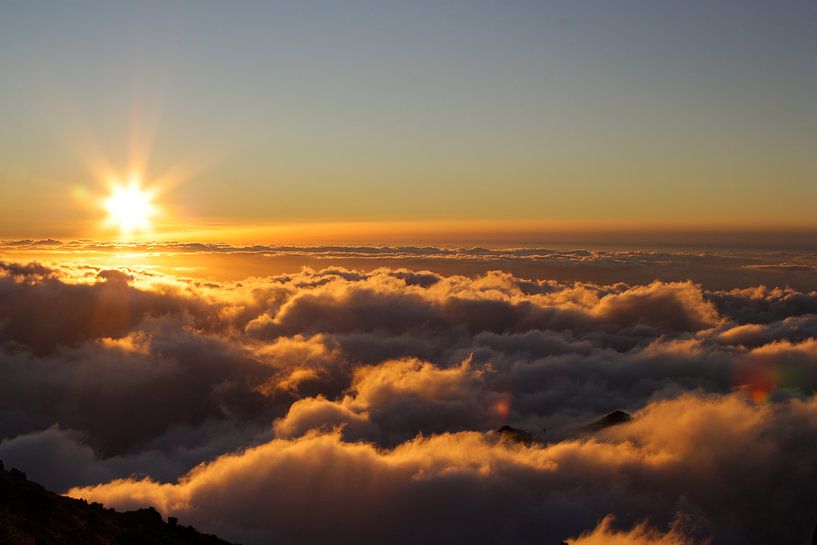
[{"x1": 103, "y1": 178, "x2": 157, "y2": 234}]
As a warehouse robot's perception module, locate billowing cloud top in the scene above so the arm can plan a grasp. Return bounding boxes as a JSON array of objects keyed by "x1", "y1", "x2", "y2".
[{"x1": 2, "y1": 248, "x2": 817, "y2": 544}]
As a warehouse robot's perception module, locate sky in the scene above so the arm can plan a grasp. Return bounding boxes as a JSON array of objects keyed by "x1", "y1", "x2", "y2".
[{"x1": 0, "y1": 0, "x2": 815, "y2": 242}]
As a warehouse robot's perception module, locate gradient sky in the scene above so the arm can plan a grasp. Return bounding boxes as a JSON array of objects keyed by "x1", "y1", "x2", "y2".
[{"x1": 0, "y1": 1, "x2": 815, "y2": 240}]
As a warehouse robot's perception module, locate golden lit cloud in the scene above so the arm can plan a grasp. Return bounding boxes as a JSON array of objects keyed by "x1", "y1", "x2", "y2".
[{"x1": 2, "y1": 256, "x2": 817, "y2": 544}]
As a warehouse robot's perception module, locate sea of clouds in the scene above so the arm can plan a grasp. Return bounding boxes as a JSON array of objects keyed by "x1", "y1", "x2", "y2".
[{"x1": 2, "y1": 244, "x2": 817, "y2": 544}]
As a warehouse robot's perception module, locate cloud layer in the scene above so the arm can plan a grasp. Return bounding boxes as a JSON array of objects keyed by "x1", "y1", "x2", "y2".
[
  {"x1": 2, "y1": 255, "x2": 817, "y2": 544},
  {"x1": 4, "y1": 239, "x2": 817, "y2": 289}
]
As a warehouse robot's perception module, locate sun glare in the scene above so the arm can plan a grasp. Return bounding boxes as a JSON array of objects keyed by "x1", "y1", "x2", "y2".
[{"x1": 103, "y1": 178, "x2": 157, "y2": 235}]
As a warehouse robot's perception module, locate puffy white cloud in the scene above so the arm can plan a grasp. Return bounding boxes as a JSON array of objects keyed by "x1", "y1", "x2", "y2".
[
  {"x1": 68, "y1": 394, "x2": 817, "y2": 545},
  {"x1": 568, "y1": 516, "x2": 697, "y2": 545},
  {"x1": 1, "y1": 256, "x2": 817, "y2": 544}
]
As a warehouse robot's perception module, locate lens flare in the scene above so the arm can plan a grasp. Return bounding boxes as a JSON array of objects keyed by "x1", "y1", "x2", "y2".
[{"x1": 735, "y1": 362, "x2": 779, "y2": 405}]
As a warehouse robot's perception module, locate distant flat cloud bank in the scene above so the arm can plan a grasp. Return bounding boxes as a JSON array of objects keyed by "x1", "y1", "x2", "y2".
[
  {"x1": 2, "y1": 239, "x2": 817, "y2": 289},
  {"x1": 1, "y1": 247, "x2": 817, "y2": 544}
]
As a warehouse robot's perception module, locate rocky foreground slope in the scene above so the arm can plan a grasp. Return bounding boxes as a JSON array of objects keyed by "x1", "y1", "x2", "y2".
[{"x1": 0, "y1": 461, "x2": 236, "y2": 545}]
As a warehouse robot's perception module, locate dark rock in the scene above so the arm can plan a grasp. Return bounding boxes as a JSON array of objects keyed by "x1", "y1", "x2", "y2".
[
  {"x1": 0, "y1": 463, "x2": 238, "y2": 544},
  {"x1": 497, "y1": 425, "x2": 535, "y2": 444},
  {"x1": 582, "y1": 409, "x2": 633, "y2": 432}
]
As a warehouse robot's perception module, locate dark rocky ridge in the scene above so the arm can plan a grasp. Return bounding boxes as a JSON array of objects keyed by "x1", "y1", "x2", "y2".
[
  {"x1": 496, "y1": 425, "x2": 535, "y2": 445},
  {"x1": 0, "y1": 460, "x2": 237, "y2": 545},
  {"x1": 582, "y1": 410, "x2": 633, "y2": 432}
]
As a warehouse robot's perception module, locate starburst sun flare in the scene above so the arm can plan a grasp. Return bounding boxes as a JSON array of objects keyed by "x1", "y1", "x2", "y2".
[{"x1": 103, "y1": 178, "x2": 157, "y2": 235}]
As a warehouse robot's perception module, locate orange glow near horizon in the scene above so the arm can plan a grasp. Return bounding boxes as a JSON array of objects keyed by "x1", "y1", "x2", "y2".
[
  {"x1": 14, "y1": 213, "x2": 817, "y2": 249},
  {"x1": 120, "y1": 219, "x2": 817, "y2": 249}
]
